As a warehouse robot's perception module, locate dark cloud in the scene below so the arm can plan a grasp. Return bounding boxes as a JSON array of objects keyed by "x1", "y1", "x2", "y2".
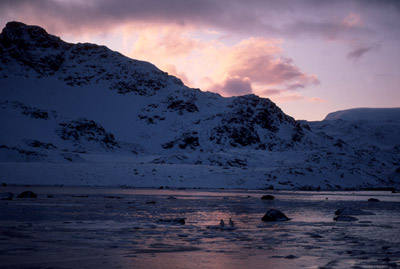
[
  {"x1": 219, "y1": 76, "x2": 253, "y2": 96},
  {"x1": 347, "y1": 44, "x2": 380, "y2": 61},
  {"x1": 1, "y1": 0, "x2": 399, "y2": 39}
]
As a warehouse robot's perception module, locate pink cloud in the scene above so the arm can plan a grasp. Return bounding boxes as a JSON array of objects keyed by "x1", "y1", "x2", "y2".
[
  {"x1": 262, "y1": 94, "x2": 327, "y2": 104},
  {"x1": 259, "y1": 89, "x2": 282, "y2": 96},
  {"x1": 221, "y1": 38, "x2": 320, "y2": 89},
  {"x1": 272, "y1": 94, "x2": 304, "y2": 103},
  {"x1": 199, "y1": 38, "x2": 320, "y2": 96},
  {"x1": 163, "y1": 64, "x2": 192, "y2": 86},
  {"x1": 308, "y1": 97, "x2": 328, "y2": 103},
  {"x1": 131, "y1": 26, "x2": 201, "y2": 58},
  {"x1": 342, "y1": 13, "x2": 361, "y2": 28},
  {"x1": 125, "y1": 30, "x2": 319, "y2": 99}
]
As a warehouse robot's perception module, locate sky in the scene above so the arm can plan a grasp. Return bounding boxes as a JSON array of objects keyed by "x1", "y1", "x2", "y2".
[{"x1": 1, "y1": 0, "x2": 399, "y2": 120}]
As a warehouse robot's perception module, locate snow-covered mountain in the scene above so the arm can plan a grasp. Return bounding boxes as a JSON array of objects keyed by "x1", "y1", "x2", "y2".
[
  {"x1": 325, "y1": 108, "x2": 400, "y2": 122},
  {"x1": 1, "y1": 21, "x2": 399, "y2": 190}
]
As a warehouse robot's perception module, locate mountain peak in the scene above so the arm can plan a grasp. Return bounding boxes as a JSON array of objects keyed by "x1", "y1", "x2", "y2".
[
  {"x1": 0, "y1": 21, "x2": 183, "y2": 88},
  {"x1": 0, "y1": 21, "x2": 69, "y2": 50}
]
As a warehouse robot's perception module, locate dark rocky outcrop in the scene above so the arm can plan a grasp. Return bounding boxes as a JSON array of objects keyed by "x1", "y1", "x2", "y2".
[
  {"x1": 57, "y1": 118, "x2": 119, "y2": 149},
  {"x1": 0, "y1": 22, "x2": 72, "y2": 76},
  {"x1": 261, "y1": 209, "x2": 290, "y2": 222},
  {"x1": 333, "y1": 215, "x2": 358, "y2": 221},
  {"x1": 261, "y1": 195, "x2": 275, "y2": 200},
  {"x1": 335, "y1": 207, "x2": 375, "y2": 216},
  {"x1": 17, "y1": 191, "x2": 37, "y2": 198}
]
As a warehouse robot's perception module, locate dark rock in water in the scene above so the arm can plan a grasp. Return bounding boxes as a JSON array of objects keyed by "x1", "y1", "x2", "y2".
[
  {"x1": 368, "y1": 198, "x2": 380, "y2": 202},
  {"x1": 261, "y1": 209, "x2": 290, "y2": 222},
  {"x1": 104, "y1": 196, "x2": 123, "y2": 199},
  {"x1": 157, "y1": 218, "x2": 185, "y2": 225},
  {"x1": 333, "y1": 215, "x2": 358, "y2": 221},
  {"x1": 310, "y1": 233, "x2": 323, "y2": 238},
  {"x1": 17, "y1": 191, "x2": 37, "y2": 198},
  {"x1": 261, "y1": 195, "x2": 275, "y2": 200},
  {"x1": 0, "y1": 192, "x2": 14, "y2": 200},
  {"x1": 284, "y1": 255, "x2": 298, "y2": 259},
  {"x1": 47, "y1": 194, "x2": 54, "y2": 198},
  {"x1": 335, "y1": 207, "x2": 375, "y2": 216},
  {"x1": 2, "y1": 183, "x2": 7, "y2": 187},
  {"x1": 146, "y1": 201, "x2": 156, "y2": 204}
]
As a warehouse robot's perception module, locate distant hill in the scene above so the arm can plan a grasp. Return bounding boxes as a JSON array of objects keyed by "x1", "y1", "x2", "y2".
[{"x1": 324, "y1": 108, "x2": 400, "y2": 122}]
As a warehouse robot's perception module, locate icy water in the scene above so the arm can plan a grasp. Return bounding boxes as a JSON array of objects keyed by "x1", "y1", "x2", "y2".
[{"x1": 1, "y1": 186, "x2": 400, "y2": 268}]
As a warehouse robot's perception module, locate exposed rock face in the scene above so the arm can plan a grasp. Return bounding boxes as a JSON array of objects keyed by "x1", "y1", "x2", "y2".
[
  {"x1": 0, "y1": 100, "x2": 57, "y2": 120},
  {"x1": 333, "y1": 215, "x2": 358, "y2": 221},
  {"x1": 261, "y1": 209, "x2": 290, "y2": 222},
  {"x1": 57, "y1": 118, "x2": 119, "y2": 149},
  {"x1": 0, "y1": 22, "x2": 72, "y2": 76},
  {"x1": 0, "y1": 21, "x2": 183, "y2": 93},
  {"x1": 208, "y1": 95, "x2": 306, "y2": 149}
]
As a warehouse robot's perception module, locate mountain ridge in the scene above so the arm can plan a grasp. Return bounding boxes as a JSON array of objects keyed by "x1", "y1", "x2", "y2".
[{"x1": 324, "y1": 107, "x2": 400, "y2": 122}]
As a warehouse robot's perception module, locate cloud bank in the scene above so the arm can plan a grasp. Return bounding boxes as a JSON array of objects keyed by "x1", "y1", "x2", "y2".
[{"x1": 2, "y1": 0, "x2": 398, "y2": 39}]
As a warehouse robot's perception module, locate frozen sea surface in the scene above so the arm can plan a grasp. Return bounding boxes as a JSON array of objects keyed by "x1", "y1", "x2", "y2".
[{"x1": 1, "y1": 186, "x2": 400, "y2": 268}]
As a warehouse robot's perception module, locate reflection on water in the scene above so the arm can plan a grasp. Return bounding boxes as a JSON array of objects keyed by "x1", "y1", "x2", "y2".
[{"x1": 0, "y1": 186, "x2": 399, "y2": 268}]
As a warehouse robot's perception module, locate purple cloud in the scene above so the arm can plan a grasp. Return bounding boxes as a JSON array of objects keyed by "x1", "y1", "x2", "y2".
[
  {"x1": 219, "y1": 76, "x2": 253, "y2": 96},
  {"x1": 1, "y1": 0, "x2": 399, "y2": 40},
  {"x1": 347, "y1": 44, "x2": 380, "y2": 61}
]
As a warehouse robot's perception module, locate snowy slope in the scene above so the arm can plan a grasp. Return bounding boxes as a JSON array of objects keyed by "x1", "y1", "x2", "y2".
[{"x1": 1, "y1": 21, "x2": 399, "y2": 190}]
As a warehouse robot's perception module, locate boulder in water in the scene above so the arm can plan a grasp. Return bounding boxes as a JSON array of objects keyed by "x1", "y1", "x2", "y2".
[
  {"x1": 368, "y1": 198, "x2": 380, "y2": 202},
  {"x1": 335, "y1": 207, "x2": 374, "y2": 216},
  {"x1": 261, "y1": 195, "x2": 275, "y2": 200},
  {"x1": 261, "y1": 209, "x2": 290, "y2": 222},
  {"x1": 333, "y1": 215, "x2": 358, "y2": 221},
  {"x1": 17, "y1": 191, "x2": 37, "y2": 198}
]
